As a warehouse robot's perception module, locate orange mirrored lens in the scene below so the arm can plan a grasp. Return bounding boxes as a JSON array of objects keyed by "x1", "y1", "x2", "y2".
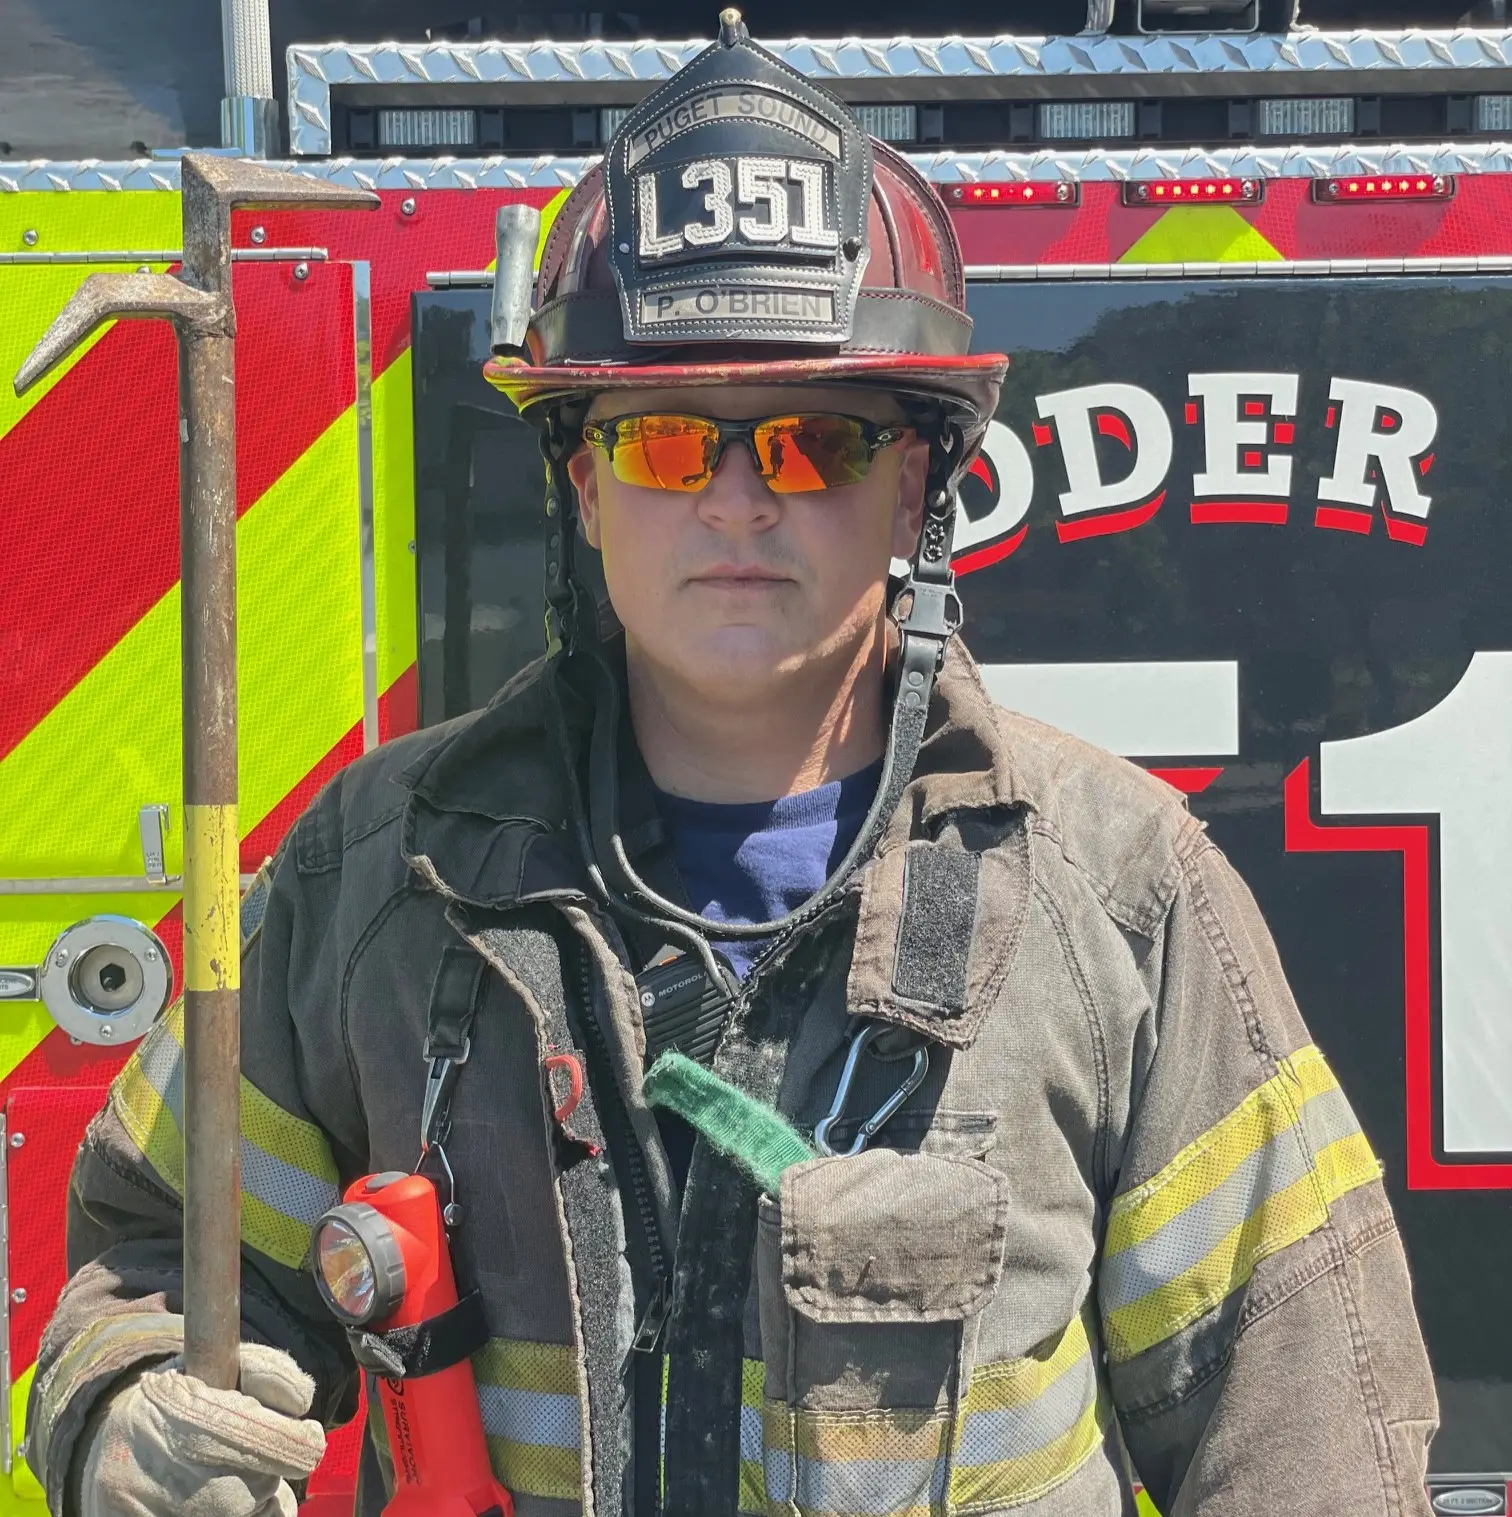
[
  {"x1": 608, "y1": 414, "x2": 720, "y2": 492},
  {"x1": 754, "y1": 415, "x2": 872, "y2": 494}
]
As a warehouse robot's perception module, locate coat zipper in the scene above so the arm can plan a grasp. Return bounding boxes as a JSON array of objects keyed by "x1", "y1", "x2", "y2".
[{"x1": 572, "y1": 941, "x2": 673, "y2": 1353}]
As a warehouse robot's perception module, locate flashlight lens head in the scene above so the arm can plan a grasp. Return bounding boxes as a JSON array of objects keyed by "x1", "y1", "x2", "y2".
[
  {"x1": 312, "y1": 1202, "x2": 406, "y2": 1326},
  {"x1": 316, "y1": 1219, "x2": 377, "y2": 1321}
]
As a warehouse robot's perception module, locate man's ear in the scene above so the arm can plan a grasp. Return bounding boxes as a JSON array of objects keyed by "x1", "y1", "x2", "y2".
[
  {"x1": 890, "y1": 434, "x2": 931, "y2": 562},
  {"x1": 566, "y1": 445, "x2": 602, "y2": 550}
]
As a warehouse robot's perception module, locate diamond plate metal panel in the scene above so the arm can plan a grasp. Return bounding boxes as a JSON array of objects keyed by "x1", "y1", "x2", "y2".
[
  {"x1": 924, "y1": 142, "x2": 1512, "y2": 179},
  {"x1": 5, "y1": 143, "x2": 1512, "y2": 195},
  {"x1": 964, "y1": 254, "x2": 1512, "y2": 276},
  {"x1": 283, "y1": 29, "x2": 1512, "y2": 156},
  {"x1": 0, "y1": 157, "x2": 599, "y2": 192}
]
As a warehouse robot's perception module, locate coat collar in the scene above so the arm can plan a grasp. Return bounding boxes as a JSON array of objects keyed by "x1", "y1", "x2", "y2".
[
  {"x1": 888, "y1": 636, "x2": 1030, "y2": 846},
  {"x1": 398, "y1": 634, "x2": 1031, "y2": 909},
  {"x1": 399, "y1": 655, "x2": 588, "y2": 908}
]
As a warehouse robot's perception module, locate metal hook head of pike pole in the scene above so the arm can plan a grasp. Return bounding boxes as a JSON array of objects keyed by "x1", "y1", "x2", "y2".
[{"x1": 813, "y1": 1021, "x2": 929, "y2": 1158}]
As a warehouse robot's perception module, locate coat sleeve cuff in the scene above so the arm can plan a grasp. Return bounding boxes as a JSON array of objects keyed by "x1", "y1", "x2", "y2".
[{"x1": 29, "y1": 1311, "x2": 186, "y2": 1511}]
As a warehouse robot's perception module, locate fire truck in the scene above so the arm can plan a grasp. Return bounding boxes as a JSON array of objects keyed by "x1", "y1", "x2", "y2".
[{"x1": 4, "y1": 1, "x2": 1512, "y2": 1510}]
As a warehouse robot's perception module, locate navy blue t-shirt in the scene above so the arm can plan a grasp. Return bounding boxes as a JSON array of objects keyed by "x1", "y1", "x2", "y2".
[
  {"x1": 655, "y1": 759, "x2": 881, "y2": 980},
  {"x1": 650, "y1": 761, "x2": 880, "y2": 1188}
]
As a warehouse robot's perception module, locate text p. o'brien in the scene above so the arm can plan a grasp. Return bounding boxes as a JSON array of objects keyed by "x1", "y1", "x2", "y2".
[{"x1": 639, "y1": 284, "x2": 837, "y2": 325}]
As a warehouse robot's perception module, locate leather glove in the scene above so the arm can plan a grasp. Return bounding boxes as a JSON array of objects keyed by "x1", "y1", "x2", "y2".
[{"x1": 78, "y1": 1341, "x2": 326, "y2": 1517}]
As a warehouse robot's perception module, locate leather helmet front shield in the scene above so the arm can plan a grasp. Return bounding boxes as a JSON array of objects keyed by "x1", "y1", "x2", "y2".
[{"x1": 604, "y1": 24, "x2": 872, "y2": 348}]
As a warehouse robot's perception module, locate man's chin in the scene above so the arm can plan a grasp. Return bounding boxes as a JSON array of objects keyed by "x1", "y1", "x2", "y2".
[{"x1": 675, "y1": 629, "x2": 811, "y2": 690}]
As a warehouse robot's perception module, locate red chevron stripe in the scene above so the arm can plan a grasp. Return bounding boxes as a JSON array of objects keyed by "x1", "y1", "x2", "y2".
[
  {"x1": 0, "y1": 263, "x2": 355, "y2": 764},
  {"x1": 0, "y1": 1029, "x2": 131, "y2": 1103},
  {"x1": 7, "y1": 1084, "x2": 119, "y2": 1373},
  {"x1": 379, "y1": 664, "x2": 419, "y2": 742},
  {"x1": 0, "y1": 320, "x2": 179, "y2": 762},
  {"x1": 240, "y1": 722, "x2": 363, "y2": 872},
  {"x1": 232, "y1": 189, "x2": 562, "y2": 374}
]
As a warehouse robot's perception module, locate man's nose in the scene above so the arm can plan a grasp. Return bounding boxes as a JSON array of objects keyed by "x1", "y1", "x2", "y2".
[{"x1": 695, "y1": 436, "x2": 781, "y2": 528}]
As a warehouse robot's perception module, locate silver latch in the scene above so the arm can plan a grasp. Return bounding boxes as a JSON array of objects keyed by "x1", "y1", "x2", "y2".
[
  {"x1": 1, "y1": 802, "x2": 182, "y2": 896},
  {"x1": 139, "y1": 804, "x2": 170, "y2": 886}
]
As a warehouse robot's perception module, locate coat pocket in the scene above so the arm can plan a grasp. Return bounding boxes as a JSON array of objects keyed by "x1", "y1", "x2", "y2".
[{"x1": 757, "y1": 1150, "x2": 1009, "y2": 1517}]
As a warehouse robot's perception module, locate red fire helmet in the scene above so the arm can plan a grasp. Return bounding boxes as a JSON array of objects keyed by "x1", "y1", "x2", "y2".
[{"x1": 484, "y1": 9, "x2": 1008, "y2": 438}]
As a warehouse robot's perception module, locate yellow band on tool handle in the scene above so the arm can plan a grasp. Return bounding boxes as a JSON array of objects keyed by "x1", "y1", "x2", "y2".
[{"x1": 184, "y1": 803, "x2": 240, "y2": 991}]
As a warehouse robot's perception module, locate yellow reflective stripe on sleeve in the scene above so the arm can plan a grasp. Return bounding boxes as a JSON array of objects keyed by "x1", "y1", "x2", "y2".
[
  {"x1": 472, "y1": 1338, "x2": 583, "y2": 1504},
  {"x1": 109, "y1": 1001, "x2": 340, "y2": 1271},
  {"x1": 112, "y1": 1049, "x2": 183, "y2": 1192},
  {"x1": 240, "y1": 860, "x2": 275, "y2": 951},
  {"x1": 28, "y1": 1310, "x2": 186, "y2": 1492},
  {"x1": 1101, "y1": 1045, "x2": 1382, "y2": 1362},
  {"x1": 1105, "y1": 1045, "x2": 1341, "y2": 1255},
  {"x1": 1315, "y1": 1130, "x2": 1381, "y2": 1202}
]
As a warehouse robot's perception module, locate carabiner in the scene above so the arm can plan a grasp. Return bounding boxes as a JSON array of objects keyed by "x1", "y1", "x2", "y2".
[
  {"x1": 417, "y1": 1040, "x2": 470, "y2": 1229},
  {"x1": 813, "y1": 1021, "x2": 929, "y2": 1158}
]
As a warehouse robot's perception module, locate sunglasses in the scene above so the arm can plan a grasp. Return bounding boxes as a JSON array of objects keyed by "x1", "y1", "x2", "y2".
[{"x1": 580, "y1": 412, "x2": 909, "y2": 495}]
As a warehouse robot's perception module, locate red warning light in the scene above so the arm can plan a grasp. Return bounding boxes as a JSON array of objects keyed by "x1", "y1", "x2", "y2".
[
  {"x1": 1121, "y1": 178, "x2": 1264, "y2": 208},
  {"x1": 947, "y1": 182, "x2": 1080, "y2": 208},
  {"x1": 1313, "y1": 175, "x2": 1455, "y2": 203}
]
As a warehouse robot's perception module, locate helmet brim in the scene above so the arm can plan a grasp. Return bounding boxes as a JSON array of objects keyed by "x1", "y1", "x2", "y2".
[{"x1": 484, "y1": 351, "x2": 1009, "y2": 428}]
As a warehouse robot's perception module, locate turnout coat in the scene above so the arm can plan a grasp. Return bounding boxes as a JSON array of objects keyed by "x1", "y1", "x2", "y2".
[{"x1": 29, "y1": 639, "x2": 1437, "y2": 1516}]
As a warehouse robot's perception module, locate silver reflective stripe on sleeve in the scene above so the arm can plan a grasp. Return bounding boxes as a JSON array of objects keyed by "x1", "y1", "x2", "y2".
[{"x1": 110, "y1": 1001, "x2": 341, "y2": 1269}]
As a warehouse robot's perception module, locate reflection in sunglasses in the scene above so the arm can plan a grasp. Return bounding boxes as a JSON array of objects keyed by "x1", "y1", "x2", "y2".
[{"x1": 584, "y1": 413, "x2": 905, "y2": 495}]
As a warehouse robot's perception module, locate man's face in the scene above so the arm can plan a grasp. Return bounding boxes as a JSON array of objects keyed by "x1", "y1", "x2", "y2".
[{"x1": 566, "y1": 385, "x2": 929, "y2": 697}]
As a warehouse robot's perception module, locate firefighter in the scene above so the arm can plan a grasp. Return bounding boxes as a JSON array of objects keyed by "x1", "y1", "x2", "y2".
[{"x1": 29, "y1": 12, "x2": 1437, "y2": 1517}]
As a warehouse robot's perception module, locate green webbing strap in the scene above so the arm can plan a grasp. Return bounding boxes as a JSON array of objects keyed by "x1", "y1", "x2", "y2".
[{"x1": 643, "y1": 1052, "x2": 814, "y2": 1195}]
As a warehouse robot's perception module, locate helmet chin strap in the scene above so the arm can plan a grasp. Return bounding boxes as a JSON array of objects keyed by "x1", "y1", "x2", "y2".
[
  {"x1": 541, "y1": 413, "x2": 589, "y2": 658},
  {"x1": 544, "y1": 412, "x2": 967, "y2": 961}
]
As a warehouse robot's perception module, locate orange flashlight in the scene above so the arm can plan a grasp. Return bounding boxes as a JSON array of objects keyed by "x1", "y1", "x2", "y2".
[{"x1": 311, "y1": 1171, "x2": 513, "y2": 1517}]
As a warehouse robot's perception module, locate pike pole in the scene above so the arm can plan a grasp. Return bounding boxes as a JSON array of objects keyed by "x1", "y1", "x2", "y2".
[{"x1": 14, "y1": 156, "x2": 376, "y2": 1388}]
